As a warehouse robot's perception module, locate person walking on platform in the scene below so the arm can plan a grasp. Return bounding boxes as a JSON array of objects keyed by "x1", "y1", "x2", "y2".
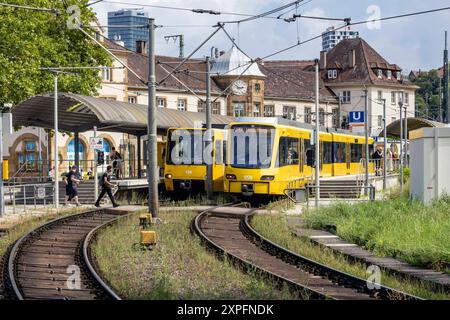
[
  {"x1": 95, "y1": 165, "x2": 119, "y2": 208},
  {"x1": 64, "y1": 166, "x2": 81, "y2": 206}
]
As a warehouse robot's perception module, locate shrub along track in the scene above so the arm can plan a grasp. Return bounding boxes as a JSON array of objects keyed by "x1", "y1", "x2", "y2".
[
  {"x1": 2, "y1": 209, "x2": 122, "y2": 300},
  {"x1": 192, "y1": 205, "x2": 422, "y2": 300}
]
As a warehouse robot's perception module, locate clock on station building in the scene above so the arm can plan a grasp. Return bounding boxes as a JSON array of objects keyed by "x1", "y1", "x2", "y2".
[{"x1": 210, "y1": 46, "x2": 266, "y2": 118}]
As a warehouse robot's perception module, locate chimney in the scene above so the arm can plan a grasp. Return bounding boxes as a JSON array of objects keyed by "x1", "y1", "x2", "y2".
[
  {"x1": 320, "y1": 50, "x2": 327, "y2": 69},
  {"x1": 136, "y1": 40, "x2": 147, "y2": 54},
  {"x1": 349, "y1": 49, "x2": 356, "y2": 68}
]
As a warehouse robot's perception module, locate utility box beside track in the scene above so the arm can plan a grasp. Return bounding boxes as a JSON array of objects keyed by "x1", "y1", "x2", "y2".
[{"x1": 410, "y1": 127, "x2": 450, "y2": 203}]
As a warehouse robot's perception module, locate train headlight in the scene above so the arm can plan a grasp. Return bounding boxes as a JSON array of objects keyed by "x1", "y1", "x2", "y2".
[
  {"x1": 261, "y1": 175, "x2": 275, "y2": 181},
  {"x1": 165, "y1": 174, "x2": 173, "y2": 179},
  {"x1": 226, "y1": 174, "x2": 237, "y2": 180}
]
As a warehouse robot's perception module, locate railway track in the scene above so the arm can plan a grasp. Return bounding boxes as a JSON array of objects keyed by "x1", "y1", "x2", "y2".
[
  {"x1": 192, "y1": 205, "x2": 422, "y2": 300},
  {"x1": 2, "y1": 209, "x2": 121, "y2": 300}
]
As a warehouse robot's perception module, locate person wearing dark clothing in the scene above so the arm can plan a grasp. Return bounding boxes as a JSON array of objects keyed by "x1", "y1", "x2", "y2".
[
  {"x1": 372, "y1": 146, "x2": 383, "y2": 176},
  {"x1": 64, "y1": 166, "x2": 81, "y2": 206},
  {"x1": 111, "y1": 147, "x2": 122, "y2": 180},
  {"x1": 95, "y1": 165, "x2": 119, "y2": 208}
]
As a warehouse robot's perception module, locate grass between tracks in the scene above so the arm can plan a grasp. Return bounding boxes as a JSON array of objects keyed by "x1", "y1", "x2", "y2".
[
  {"x1": 251, "y1": 213, "x2": 449, "y2": 300},
  {"x1": 92, "y1": 210, "x2": 295, "y2": 300},
  {"x1": 303, "y1": 195, "x2": 450, "y2": 273}
]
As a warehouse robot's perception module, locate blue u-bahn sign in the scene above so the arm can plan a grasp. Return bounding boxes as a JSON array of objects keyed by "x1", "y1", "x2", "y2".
[{"x1": 349, "y1": 111, "x2": 365, "y2": 124}]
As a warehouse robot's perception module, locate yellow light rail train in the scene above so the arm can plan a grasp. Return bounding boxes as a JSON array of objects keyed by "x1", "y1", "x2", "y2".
[
  {"x1": 224, "y1": 118, "x2": 374, "y2": 198},
  {"x1": 164, "y1": 127, "x2": 227, "y2": 194}
]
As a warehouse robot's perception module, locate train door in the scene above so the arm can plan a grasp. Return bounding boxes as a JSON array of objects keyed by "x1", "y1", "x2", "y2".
[
  {"x1": 299, "y1": 139, "x2": 304, "y2": 176},
  {"x1": 345, "y1": 143, "x2": 351, "y2": 175},
  {"x1": 319, "y1": 141, "x2": 324, "y2": 173}
]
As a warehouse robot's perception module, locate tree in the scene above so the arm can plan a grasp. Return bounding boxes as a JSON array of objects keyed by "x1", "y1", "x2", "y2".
[
  {"x1": 411, "y1": 70, "x2": 447, "y2": 121},
  {"x1": 0, "y1": 0, "x2": 111, "y2": 105}
]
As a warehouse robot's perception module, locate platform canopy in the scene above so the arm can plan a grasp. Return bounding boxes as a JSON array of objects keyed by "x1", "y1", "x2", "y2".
[
  {"x1": 379, "y1": 117, "x2": 446, "y2": 138},
  {"x1": 12, "y1": 93, "x2": 235, "y2": 135}
]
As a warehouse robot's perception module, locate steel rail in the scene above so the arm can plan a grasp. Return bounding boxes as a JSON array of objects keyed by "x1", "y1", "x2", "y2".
[
  {"x1": 5, "y1": 209, "x2": 121, "y2": 300},
  {"x1": 243, "y1": 214, "x2": 422, "y2": 300},
  {"x1": 193, "y1": 205, "x2": 423, "y2": 300}
]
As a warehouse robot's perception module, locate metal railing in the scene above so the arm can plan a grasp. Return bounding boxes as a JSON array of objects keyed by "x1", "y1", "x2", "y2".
[
  {"x1": 4, "y1": 183, "x2": 55, "y2": 213},
  {"x1": 284, "y1": 184, "x2": 376, "y2": 209}
]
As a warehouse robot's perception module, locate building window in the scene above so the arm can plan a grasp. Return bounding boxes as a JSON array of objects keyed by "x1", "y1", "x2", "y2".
[
  {"x1": 332, "y1": 108, "x2": 339, "y2": 128},
  {"x1": 377, "y1": 69, "x2": 383, "y2": 78},
  {"x1": 405, "y1": 93, "x2": 409, "y2": 105},
  {"x1": 233, "y1": 102, "x2": 245, "y2": 117},
  {"x1": 25, "y1": 141, "x2": 36, "y2": 152},
  {"x1": 253, "y1": 103, "x2": 261, "y2": 117},
  {"x1": 264, "y1": 105, "x2": 274, "y2": 117},
  {"x1": 101, "y1": 67, "x2": 112, "y2": 82},
  {"x1": 212, "y1": 102, "x2": 221, "y2": 115},
  {"x1": 254, "y1": 83, "x2": 261, "y2": 93},
  {"x1": 198, "y1": 101, "x2": 221, "y2": 114},
  {"x1": 157, "y1": 97, "x2": 166, "y2": 108},
  {"x1": 319, "y1": 108, "x2": 325, "y2": 126},
  {"x1": 378, "y1": 90, "x2": 383, "y2": 102},
  {"x1": 391, "y1": 92, "x2": 397, "y2": 105},
  {"x1": 177, "y1": 99, "x2": 187, "y2": 111},
  {"x1": 378, "y1": 115, "x2": 383, "y2": 128},
  {"x1": 128, "y1": 96, "x2": 136, "y2": 104},
  {"x1": 342, "y1": 91, "x2": 351, "y2": 104},
  {"x1": 304, "y1": 107, "x2": 312, "y2": 124},
  {"x1": 283, "y1": 106, "x2": 296, "y2": 120},
  {"x1": 387, "y1": 70, "x2": 392, "y2": 79},
  {"x1": 327, "y1": 69, "x2": 337, "y2": 79},
  {"x1": 396, "y1": 72, "x2": 401, "y2": 80}
]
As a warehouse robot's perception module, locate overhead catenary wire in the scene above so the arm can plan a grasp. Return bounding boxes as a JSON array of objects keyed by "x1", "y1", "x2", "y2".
[
  {"x1": 219, "y1": 0, "x2": 304, "y2": 24},
  {"x1": 92, "y1": 0, "x2": 309, "y2": 21},
  {"x1": 157, "y1": 26, "x2": 222, "y2": 86},
  {"x1": 0, "y1": 2, "x2": 58, "y2": 13},
  {"x1": 77, "y1": 25, "x2": 147, "y2": 85}
]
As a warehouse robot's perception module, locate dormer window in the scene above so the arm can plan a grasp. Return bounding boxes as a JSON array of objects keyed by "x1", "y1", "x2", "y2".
[
  {"x1": 387, "y1": 70, "x2": 392, "y2": 80},
  {"x1": 328, "y1": 69, "x2": 337, "y2": 79},
  {"x1": 377, "y1": 69, "x2": 383, "y2": 79},
  {"x1": 396, "y1": 72, "x2": 401, "y2": 80}
]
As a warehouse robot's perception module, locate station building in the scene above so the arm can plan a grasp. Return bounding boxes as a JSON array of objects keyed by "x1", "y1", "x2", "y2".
[{"x1": 2, "y1": 36, "x2": 416, "y2": 180}]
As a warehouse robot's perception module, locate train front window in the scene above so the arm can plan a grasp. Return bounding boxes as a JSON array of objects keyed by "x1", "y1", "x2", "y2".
[
  {"x1": 167, "y1": 129, "x2": 207, "y2": 165},
  {"x1": 230, "y1": 125, "x2": 275, "y2": 169}
]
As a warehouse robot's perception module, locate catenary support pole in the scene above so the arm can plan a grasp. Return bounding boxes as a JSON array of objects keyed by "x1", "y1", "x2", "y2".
[
  {"x1": 93, "y1": 126, "x2": 98, "y2": 201},
  {"x1": 405, "y1": 106, "x2": 408, "y2": 167},
  {"x1": 205, "y1": 56, "x2": 214, "y2": 205},
  {"x1": 54, "y1": 72, "x2": 59, "y2": 209},
  {"x1": 364, "y1": 89, "x2": 369, "y2": 191},
  {"x1": 399, "y1": 94, "x2": 404, "y2": 195},
  {"x1": 147, "y1": 18, "x2": 159, "y2": 218},
  {"x1": 137, "y1": 135, "x2": 142, "y2": 179},
  {"x1": 315, "y1": 60, "x2": 320, "y2": 208},
  {"x1": 383, "y1": 99, "x2": 387, "y2": 190}
]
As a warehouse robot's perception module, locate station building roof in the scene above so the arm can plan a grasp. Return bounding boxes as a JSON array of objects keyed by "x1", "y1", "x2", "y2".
[{"x1": 11, "y1": 93, "x2": 235, "y2": 136}]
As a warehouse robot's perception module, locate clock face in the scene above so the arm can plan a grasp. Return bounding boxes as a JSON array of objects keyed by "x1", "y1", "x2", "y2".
[{"x1": 231, "y1": 80, "x2": 248, "y2": 96}]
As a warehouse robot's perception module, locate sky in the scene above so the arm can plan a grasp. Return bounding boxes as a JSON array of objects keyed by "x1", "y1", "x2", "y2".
[{"x1": 92, "y1": 0, "x2": 450, "y2": 72}]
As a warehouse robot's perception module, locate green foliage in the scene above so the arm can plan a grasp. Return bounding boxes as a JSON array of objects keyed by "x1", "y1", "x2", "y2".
[
  {"x1": 411, "y1": 70, "x2": 447, "y2": 120},
  {"x1": 252, "y1": 214, "x2": 449, "y2": 299},
  {"x1": 93, "y1": 211, "x2": 294, "y2": 300},
  {"x1": 304, "y1": 197, "x2": 450, "y2": 271},
  {"x1": 0, "y1": 0, "x2": 111, "y2": 105}
]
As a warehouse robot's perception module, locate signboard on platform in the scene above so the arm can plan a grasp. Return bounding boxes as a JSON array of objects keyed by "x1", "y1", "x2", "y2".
[
  {"x1": 89, "y1": 137, "x2": 104, "y2": 150},
  {"x1": 36, "y1": 187, "x2": 46, "y2": 199}
]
